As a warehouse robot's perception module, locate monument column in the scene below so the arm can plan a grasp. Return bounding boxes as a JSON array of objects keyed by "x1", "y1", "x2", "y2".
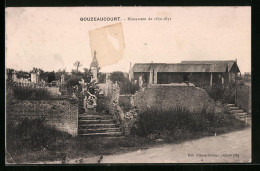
[{"x1": 90, "y1": 50, "x2": 99, "y2": 83}]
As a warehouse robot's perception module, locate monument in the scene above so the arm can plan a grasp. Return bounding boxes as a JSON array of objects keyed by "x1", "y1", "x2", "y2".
[
  {"x1": 90, "y1": 50, "x2": 99, "y2": 83},
  {"x1": 84, "y1": 50, "x2": 99, "y2": 114}
]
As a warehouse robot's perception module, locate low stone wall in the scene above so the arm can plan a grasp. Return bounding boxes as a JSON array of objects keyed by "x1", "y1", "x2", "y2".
[
  {"x1": 236, "y1": 84, "x2": 251, "y2": 114},
  {"x1": 6, "y1": 100, "x2": 78, "y2": 136}
]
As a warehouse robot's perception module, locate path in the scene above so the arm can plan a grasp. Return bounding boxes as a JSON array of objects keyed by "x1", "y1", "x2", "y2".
[
  {"x1": 32, "y1": 127, "x2": 251, "y2": 164},
  {"x1": 81, "y1": 127, "x2": 251, "y2": 163}
]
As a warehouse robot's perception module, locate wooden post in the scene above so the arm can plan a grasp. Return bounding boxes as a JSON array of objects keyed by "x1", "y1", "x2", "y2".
[
  {"x1": 152, "y1": 69, "x2": 154, "y2": 84},
  {"x1": 210, "y1": 73, "x2": 213, "y2": 87},
  {"x1": 154, "y1": 70, "x2": 157, "y2": 84}
]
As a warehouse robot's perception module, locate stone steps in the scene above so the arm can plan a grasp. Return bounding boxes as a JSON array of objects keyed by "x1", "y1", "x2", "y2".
[
  {"x1": 78, "y1": 114, "x2": 113, "y2": 119},
  {"x1": 78, "y1": 119, "x2": 113, "y2": 124},
  {"x1": 78, "y1": 128, "x2": 121, "y2": 134},
  {"x1": 230, "y1": 109, "x2": 244, "y2": 113},
  {"x1": 78, "y1": 113, "x2": 123, "y2": 137},
  {"x1": 78, "y1": 132, "x2": 123, "y2": 137},
  {"x1": 227, "y1": 104, "x2": 236, "y2": 107},
  {"x1": 79, "y1": 123, "x2": 116, "y2": 128},
  {"x1": 229, "y1": 106, "x2": 239, "y2": 110},
  {"x1": 227, "y1": 104, "x2": 250, "y2": 123},
  {"x1": 234, "y1": 112, "x2": 248, "y2": 116}
]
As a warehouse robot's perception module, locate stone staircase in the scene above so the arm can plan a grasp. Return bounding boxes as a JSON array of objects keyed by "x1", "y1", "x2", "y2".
[
  {"x1": 227, "y1": 104, "x2": 251, "y2": 123},
  {"x1": 78, "y1": 113, "x2": 124, "y2": 137}
]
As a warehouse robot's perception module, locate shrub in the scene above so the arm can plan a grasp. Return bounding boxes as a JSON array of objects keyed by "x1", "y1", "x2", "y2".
[
  {"x1": 119, "y1": 79, "x2": 140, "y2": 95},
  {"x1": 133, "y1": 107, "x2": 246, "y2": 139},
  {"x1": 98, "y1": 72, "x2": 106, "y2": 83},
  {"x1": 66, "y1": 78, "x2": 81, "y2": 87},
  {"x1": 119, "y1": 96, "x2": 132, "y2": 112},
  {"x1": 96, "y1": 97, "x2": 110, "y2": 114},
  {"x1": 109, "y1": 71, "x2": 125, "y2": 83},
  {"x1": 204, "y1": 86, "x2": 235, "y2": 103}
]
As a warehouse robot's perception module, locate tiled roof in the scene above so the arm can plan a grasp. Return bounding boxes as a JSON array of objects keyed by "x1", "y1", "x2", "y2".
[
  {"x1": 180, "y1": 60, "x2": 239, "y2": 72},
  {"x1": 132, "y1": 60, "x2": 239, "y2": 73}
]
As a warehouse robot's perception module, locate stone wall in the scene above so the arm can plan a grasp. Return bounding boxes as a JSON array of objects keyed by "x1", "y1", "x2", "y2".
[
  {"x1": 236, "y1": 83, "x2": 251, "y2": 114},
  {"x1": 132, "y1": 85, "x2": 216, "y2": 113},
  {"x1": 6, "y1": 100, "x2": 78, "y2": 136},
  {"x1": 116, "y1": 84, "x2": 227, "y2": 136}
]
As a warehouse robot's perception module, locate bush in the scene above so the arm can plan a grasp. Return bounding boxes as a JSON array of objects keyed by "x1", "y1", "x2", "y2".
[
  {"x1": 204, "y1": 86, "x2": 235, "y2": 103},
  {"x1": 119, "y1": 79, "x2": 140, "y2": 95},
  {"x1": 96, "y1": 97, "x2": 110, "y2": 114},
  {"x1": 133, "y1": 107, "x2": 246, "y2": 139},
  {"x1": 109, "y1": 71, "x2": 125, "y2": 83},
  {"x1": 119, "y1": 96, "x2": 132, "y2": 112},
  {"x1": 66, "y1": 77, "x2": 81, "y2": 87}
]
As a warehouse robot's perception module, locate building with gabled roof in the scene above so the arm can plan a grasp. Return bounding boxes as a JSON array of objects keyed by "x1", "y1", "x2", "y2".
[{"x1": 129, "y1": 60, "x2": 240, "y2": 87}]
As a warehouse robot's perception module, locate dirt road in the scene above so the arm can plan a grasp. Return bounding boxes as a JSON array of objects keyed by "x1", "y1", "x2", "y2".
[
  {"x1": 81, "y1": 127, "x2": 251, "y2": 163},
  {"x1": 32, "y1": 127, "x2": 251, "y2": 164}
]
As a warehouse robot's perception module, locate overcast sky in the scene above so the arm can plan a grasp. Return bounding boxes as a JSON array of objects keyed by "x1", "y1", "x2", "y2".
[{"x1": 6, "y1": 7, "x2": 251, "y2": 73}]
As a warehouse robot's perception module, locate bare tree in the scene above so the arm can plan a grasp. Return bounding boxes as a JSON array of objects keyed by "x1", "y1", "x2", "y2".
[{"x1": 73, "y1": 61, "x2": 82, "y2": 73}]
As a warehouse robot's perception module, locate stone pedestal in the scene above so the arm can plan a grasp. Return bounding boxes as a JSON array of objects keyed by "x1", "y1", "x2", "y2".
[{"x1": 85, "y1": 108, "x2": 96, "y2": 114}]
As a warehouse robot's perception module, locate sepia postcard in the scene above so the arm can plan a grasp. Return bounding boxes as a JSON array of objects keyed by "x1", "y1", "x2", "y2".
[{"x1": 5, "y1": 7, "x2": 251, "y2": 164}]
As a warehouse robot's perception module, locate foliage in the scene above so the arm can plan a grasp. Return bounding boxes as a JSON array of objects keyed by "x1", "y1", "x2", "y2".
[
  {"x1": 69, "y1": 69, "x2": 92, "y2": 83},
  {"x1": 6, "y1": 68, "x2": 15, "y2": 81},
  {"x1": 119, "y1": 96, "x2": 132, "y2": 112},
  {"x1": 16, "y1": 70, "x2": 30, "y2": 79},
  {"x1": 73, "y1": 61, "x2": 82, "y2": 73},
  {"x1": 109, "y1": 71, "x2": 126, "y2": 83},
  {"x1": 133, "y1": 107, "x2": 246, "y2": 139},
  {"x1": 30, "y1": 67, "x2": 44, "y2": 74},
  {"x1": 55, "y1": 69, "x2": 67, "y2": 81},
  {"x1": 109, "y1": 71, "x2": 139, "y2": 94},
  {"x1": 83, "y1": 68, "x2": 93, "y2": 83},
  {"x1": 204, "y1": 85, "x2": 235, "y2": 104},
  {"x1": 96, "y1": 96, "x2": 110, "y2": 114},
  {"x1": 45, "y1": 71, "x2": 56, "y2": 83},
  {"x1": 28, "y1": 68, "x2": 57, "y2": 83},
  {"x1": 66, "y1": 77, "x2": 81, "y2": 87},
  {"x1": 119, "y1": 79, "x2": 140, "y2": 95},
  {"x1": 98, "y1": 72, "x2": 106, "y2": 83}
]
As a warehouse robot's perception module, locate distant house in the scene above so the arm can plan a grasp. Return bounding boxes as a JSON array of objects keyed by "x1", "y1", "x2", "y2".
[{"x1": 129, "y1": 60, "x2": 240, "y2": 87}]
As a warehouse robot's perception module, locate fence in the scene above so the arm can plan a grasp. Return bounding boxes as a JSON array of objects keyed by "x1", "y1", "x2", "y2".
[{"x1": 11, "y1": 82, "x2": 68, "y2": 100}]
